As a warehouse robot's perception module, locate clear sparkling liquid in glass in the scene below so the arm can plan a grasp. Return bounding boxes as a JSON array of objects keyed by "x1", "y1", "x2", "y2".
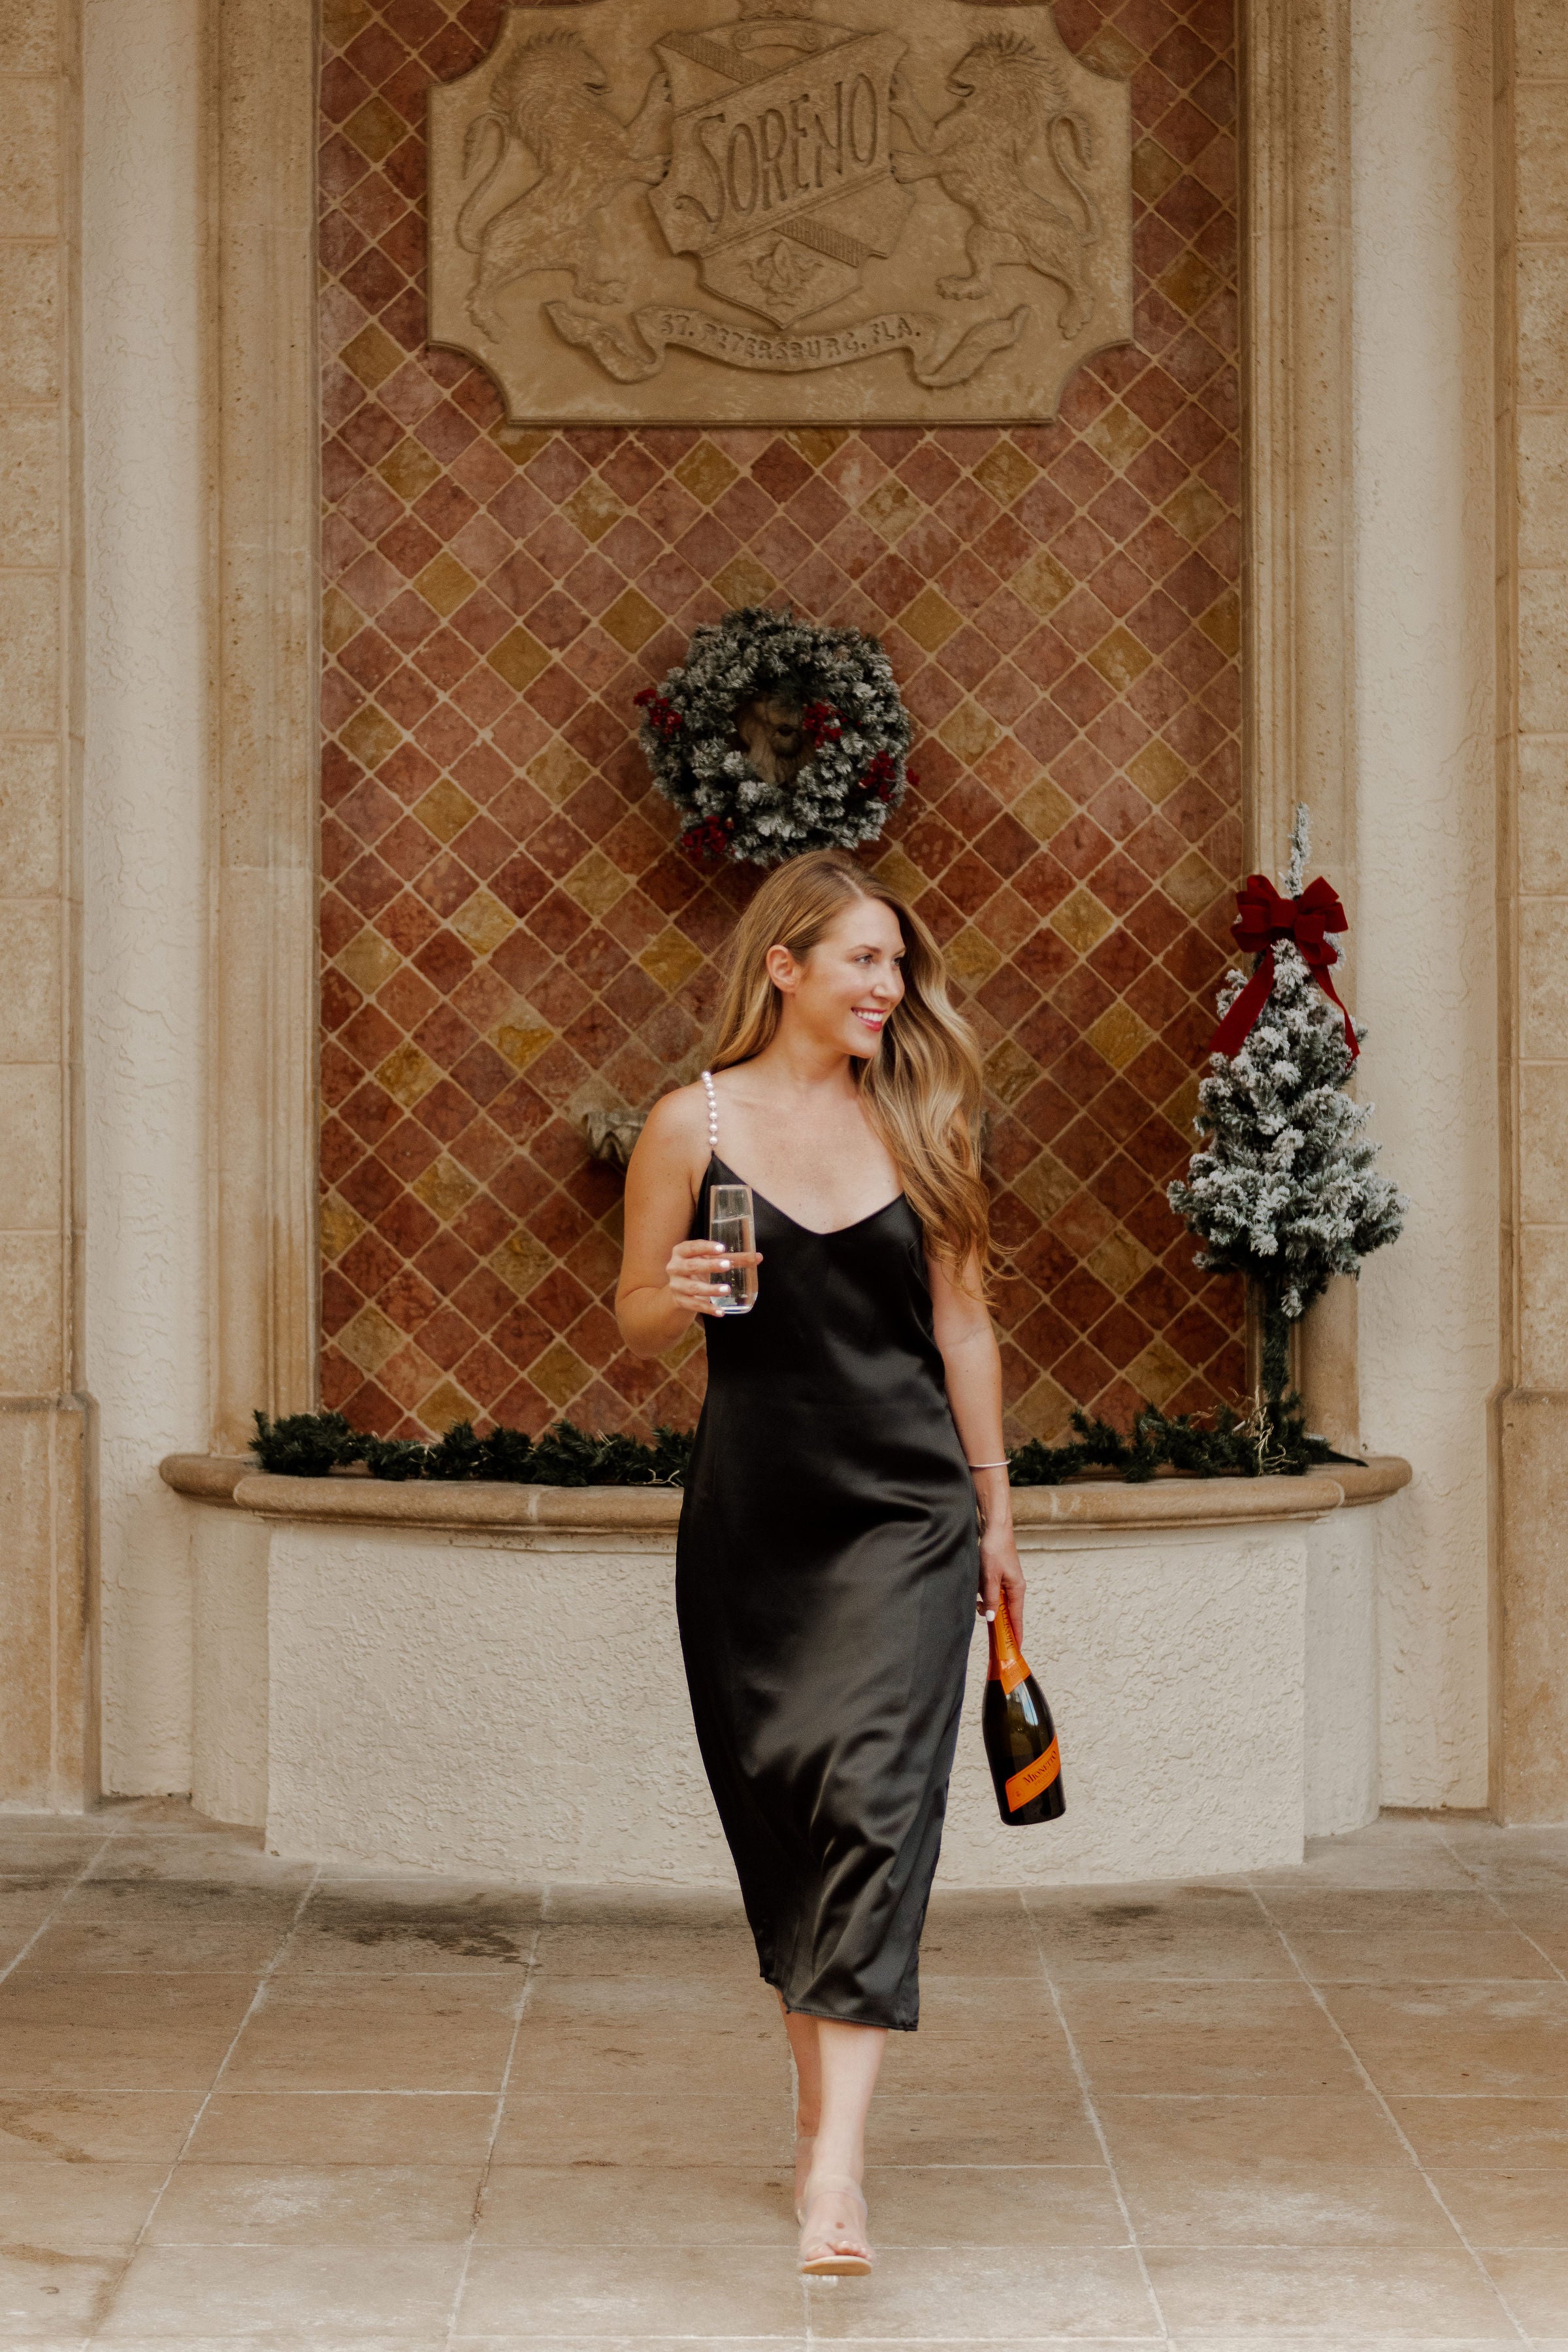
[{"x1": 708, "y1": 1184, "x2": 757, "y2": 1315}]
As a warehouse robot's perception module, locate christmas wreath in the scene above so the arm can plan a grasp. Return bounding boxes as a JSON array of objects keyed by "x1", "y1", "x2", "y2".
[{"x1": 635, "y1": 606, "x2": 916, "y2": 867}]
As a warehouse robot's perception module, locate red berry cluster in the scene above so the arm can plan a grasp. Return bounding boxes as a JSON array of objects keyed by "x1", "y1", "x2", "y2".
[
  {"x1": 800, "y1": 700, "x2": 843, "y2": 750},
  {"x1": 634, "y1": 686, "x2": 683, "y2": 742},
  {"x1": 860, "y1": 750, "x2": 900, "y2": 803},
  {"x1": 679, "y1": 814, "x2": 736, "y2": 862}
]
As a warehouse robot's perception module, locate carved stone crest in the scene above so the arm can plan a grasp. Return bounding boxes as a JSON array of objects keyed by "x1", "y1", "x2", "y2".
[{"x1": 427, "y1": 0, "x2": 1132, "y2": 426}]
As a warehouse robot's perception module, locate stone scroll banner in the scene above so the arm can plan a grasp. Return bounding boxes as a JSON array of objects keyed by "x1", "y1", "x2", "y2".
[{"x1": 427, "y1": 0, "x2": 1134, "y2": 427}]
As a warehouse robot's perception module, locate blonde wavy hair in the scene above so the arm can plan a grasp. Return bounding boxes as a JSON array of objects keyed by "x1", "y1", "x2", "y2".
[{"x1": 706, "y1": 850, "x2": 991, "y2": 1286}]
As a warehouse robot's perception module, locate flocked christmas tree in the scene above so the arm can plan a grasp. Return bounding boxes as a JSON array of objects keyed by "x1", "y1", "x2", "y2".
[{"x1": 1168, "y1": 806, "x2": 1407, "y2": 1445}]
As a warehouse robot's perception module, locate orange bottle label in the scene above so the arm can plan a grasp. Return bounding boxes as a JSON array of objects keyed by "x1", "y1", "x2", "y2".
[
  {"x1": 1006, "y1": 1737, "x2": 1061, "y2": 1812},
  {"x1": 987, "y1": 1593, "x2": 1028, "y2": 1697}
]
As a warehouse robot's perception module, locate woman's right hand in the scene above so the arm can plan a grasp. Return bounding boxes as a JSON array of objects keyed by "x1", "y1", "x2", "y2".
[{"x1": 666, "y1": 1237, "x2": 762, "y2": 1319}]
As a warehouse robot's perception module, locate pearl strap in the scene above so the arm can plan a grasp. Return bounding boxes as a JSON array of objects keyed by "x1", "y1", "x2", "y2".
[{"x1": 700, "y1": 1068, "x2": 719, "y2": 1152}]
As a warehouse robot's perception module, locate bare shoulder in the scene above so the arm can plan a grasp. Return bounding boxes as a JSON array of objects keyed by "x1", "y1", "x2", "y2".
[{"x1": 632, "y1": 1080, "x2": 710, "y2": 1175}]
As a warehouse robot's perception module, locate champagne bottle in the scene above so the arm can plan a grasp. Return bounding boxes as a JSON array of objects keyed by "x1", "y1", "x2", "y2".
[{"x1": 983, "y1": 1593, "x2": 1065, "y2": 1825}]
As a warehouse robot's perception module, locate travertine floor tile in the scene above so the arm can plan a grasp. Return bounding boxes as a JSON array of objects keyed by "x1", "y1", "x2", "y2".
[
  {"x1": 1116, "y1": 2152, "x2": 1459, "y2": 2246},
  {"x1": 99, "y1": 2340, "x2": 446, "y2": 2351},
  {"x1": 1026, "y1": 1885, "x2": 1292, "y2": 1981},
  {"x1": 0, "y1": 1973, "x2": 255, "y2": 2089},
  {"x1": 1256, "y1": 1889, "x2": 1508, "y2": 1933},
  {"x1": 83, "y1": 1835, "x2": 312, "y2": 1891},
  {"x1": 281, "y1": 1881, "x2": 542, "y2": 1975},
  {"x1": 1440, "y1": 1826, "x2": 1568, "y2": 1895},
  {"x1": 1057, "y1": 1980, "x2": 1362, "y2": 2094},
  {"x1": 1430, "y1": 2166, "x2": 1568, "y2": 2246},
  {"x1": 1143, "y1": 2244, "x2": 1518, "y2": 2335},
  {"x1": 476, "y1": 2161, "x2": 795, "y2": 2245},
  {"x1": 865, "y1": 2089, "x2": 1102, "y2": 2166},
  {"x1": 913, "y1": 1892, "x2": 1041, "y2": 1976},
  {"x1": 529, "y1": 1922, "x2": 759, "y2": 1980},
  {"x1": 0, "y1": 1816, "x2": 1564, "y2": 2343},
  {"x1": 489, "y1": 2091, "x2": 790, "y2": 2168},
  {"x1": 519, "y1": 1972, "x2": 779, "y2": 2026},
  {"x1": 0, "y1": 2158, "x2": 165, "y2": 2250},
  {"x1": 0, "y1": 2245, "x2": 120, "y2": 2335},
  {"x1": 0, "y1": 1885, "x2": 57, "y2": 1951},
  {"x1": 187, "y1": 2091, "x2": 498, "y2": 2166},
  {"x1": 1499, "y1": 1901, "x2": 1568, "y2": 1970},
  {"x1": 0, "y1": 2088, "x2": 203, "y2": 2163},
  {"x1": 145, "y1": 2161, "x2": 485, "y2": 2244},
  {"x1": 1390, "y1": 2095, "x2": 1568, "y2": 2166},
  {"x1": 55, "y1": 1881, "x2": 296, "y2": 1927},
  {"x1": 221, "y1": 1978, "x2": 519, "y2": 2095},
  {"x1": 1249, "y1": 1825, "x2": 1478, "y2": 1892},
  {"x1": 97, "y1": 2244, "x2": 466, "y2": 2338},
  {"x1": 506, "y1": 2014, "x2": 786, "y2": 2098},
  {"x1": 451, "y1": 2338, "x2": 806, "y2": 2352},
  {"x1": 861, "y1": 2163, "x2": 1127, "y2": 2247},
  {"x1": 24, "y1": 1917, "x2": 285, "y2": 1974},
  {"x1": 95, "y1": 2340, "x2": 447, "y2": 2351},
  {"x1": 455, "y1": 2244, "x2": 808, "y2": 2336},
  {"x1": 1286, "y1": 1927, "x2": 1556, "y2": 1982},
  {"x1": 1168, "y1": 2339, "x2": 1535, "y2": 2351},
  {"x1": 801, "y1": 2247, "x2": 1160, "y2": 2338},
  {"x1": 1475, "y1": 2247, "x2": 1568, "y2": 2332},
  {"x1": 1094, "y1": 2091, "x2": 1409, "y2": 2165},
  {"x1": 0, "y1": 1832, "x2": 106, "y2": 1879},
  {"x1": 1322, "y1": 1982, "x2": 1568, "y2": 2095}
]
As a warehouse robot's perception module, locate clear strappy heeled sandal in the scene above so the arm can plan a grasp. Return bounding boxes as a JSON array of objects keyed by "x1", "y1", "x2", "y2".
[{"x1": 798, "y1": 2175, "x2": 874, "y2": 2278}]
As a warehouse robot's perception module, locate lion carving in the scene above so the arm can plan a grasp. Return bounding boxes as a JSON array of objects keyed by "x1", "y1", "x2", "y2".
[
  {"x1": 457, "y1": 32, "x2": 671, "y2": 333},
  {"x1": 890, "y1": 35, "x2": 1099, "y2": 331}
]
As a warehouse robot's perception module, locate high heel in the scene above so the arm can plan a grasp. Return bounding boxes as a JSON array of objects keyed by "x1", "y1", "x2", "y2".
[{"x1": 798, "y1": 2174, "x2": 873, "y2": 2278}]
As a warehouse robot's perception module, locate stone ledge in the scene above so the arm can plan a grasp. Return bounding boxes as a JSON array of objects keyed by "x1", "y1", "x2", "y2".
[{"x1": 159, "y1": 1451, "x2": 1411, "y2": 1535}]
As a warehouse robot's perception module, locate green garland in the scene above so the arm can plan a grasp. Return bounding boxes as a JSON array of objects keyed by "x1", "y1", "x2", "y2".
[
  {"x1": 251, "y1": 1401, "x2": 1333, "y2": 1486},
  {"x1": 249, "y1": 1411, "x2": 693, "y2": 1486}
]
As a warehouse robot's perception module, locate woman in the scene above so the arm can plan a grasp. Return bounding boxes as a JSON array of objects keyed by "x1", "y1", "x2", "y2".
[{"x1": 615, "y1": 849, "x2": 1025, "y2": 2278}]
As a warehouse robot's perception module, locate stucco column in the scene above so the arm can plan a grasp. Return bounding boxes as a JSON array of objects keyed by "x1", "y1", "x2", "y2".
[
  {"x1": 1351, "y1": 0, "x2": 1497, "y2": 1810},
  {"x1": 1495, "y1": 0, "x2": 1568, "y2": 1821},
  {"x1": 0, "y1": 0, "x2": 91, "y2": 1806}
]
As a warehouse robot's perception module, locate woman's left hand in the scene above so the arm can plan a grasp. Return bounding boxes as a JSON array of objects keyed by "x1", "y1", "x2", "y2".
[{"x1": 977, "y1": 1519, "x2": 1026, "y2": 1646}]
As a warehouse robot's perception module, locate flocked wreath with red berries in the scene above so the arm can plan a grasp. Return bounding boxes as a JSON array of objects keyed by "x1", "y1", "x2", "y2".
[{"x1": 635, "y1": 606, "x2": 916, "y2": 868}]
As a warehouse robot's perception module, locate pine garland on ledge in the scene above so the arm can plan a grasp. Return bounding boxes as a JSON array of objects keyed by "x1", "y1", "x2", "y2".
[{"x1": 250, "y1": 1403, "x2": 1337, "y2": 1487}]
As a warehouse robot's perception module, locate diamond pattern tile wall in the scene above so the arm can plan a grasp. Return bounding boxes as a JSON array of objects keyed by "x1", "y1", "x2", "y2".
[{"x1": 318, "y1": 0, "x2": 1246, "y2": 1442}]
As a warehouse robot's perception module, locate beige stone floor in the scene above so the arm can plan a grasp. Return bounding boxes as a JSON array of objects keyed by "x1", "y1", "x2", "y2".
[{"x1": 1, "y1": 1806, "x2": 1566, "y2": 2348}]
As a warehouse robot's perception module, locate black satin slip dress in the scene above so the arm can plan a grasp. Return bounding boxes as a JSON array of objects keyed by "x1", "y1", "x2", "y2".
[{"x1": 675, "y1": 1071, "x2": 979, "y2": 2031}]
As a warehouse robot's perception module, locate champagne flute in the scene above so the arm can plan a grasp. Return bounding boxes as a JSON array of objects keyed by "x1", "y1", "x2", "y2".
[{"x1": 708, "y1": 1183, "x2": 758, "y2": 1315}]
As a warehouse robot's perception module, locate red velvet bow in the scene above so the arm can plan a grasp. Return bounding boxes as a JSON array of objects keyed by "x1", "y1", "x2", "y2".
[{"x1": 1207, "y1": 874, "x2": 1358, "y2": 1060}]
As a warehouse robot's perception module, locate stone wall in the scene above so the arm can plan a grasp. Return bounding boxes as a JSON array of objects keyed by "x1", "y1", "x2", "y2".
[
  {"x1": 0, "y1": 0, "x2": 88, "y2": 1806},
  {"x1": 317, "y1": 0, "x2": 1248, "y2": 1443},
  {"x1": 1495, "y1": 0, "x2": 1568, "y2": 1820}
]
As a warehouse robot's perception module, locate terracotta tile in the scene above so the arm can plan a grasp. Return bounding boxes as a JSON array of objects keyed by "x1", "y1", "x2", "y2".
[{"x1": 318, "y1": 0, "x2": 1242, "y2": 1439}]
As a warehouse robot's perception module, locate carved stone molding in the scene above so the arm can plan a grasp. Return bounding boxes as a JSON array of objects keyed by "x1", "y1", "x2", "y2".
[
  {"x1": 426, "y1": 0, "x2": 1133, "y2": 425},
  {"x1": 1240, "y1": 0, "x2": 1362, "y2": 1454},
  {"x1": 207, "y1": 0, "x2": 321, "y2": 1451}
]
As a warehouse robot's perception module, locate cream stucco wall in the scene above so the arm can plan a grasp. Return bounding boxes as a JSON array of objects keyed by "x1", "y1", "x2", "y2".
[
  {"x1": 246, "y1": 1517, "x2": 1321, "y2": 1885},
  {"x1": 1350, "y1": 0, "x2": 1499, "y2": 1808},
  {"x1": 81, "y1": 0, "x2": 209, "y2": 1793}
]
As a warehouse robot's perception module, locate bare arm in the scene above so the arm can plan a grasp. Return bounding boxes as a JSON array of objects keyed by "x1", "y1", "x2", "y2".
[
  {"x1": 614, "y1": 1088, "x2": 762, "y2": 1359},
  {"x1": 928, "y1": 1250, "x2": 1026, "y2": 1643}
]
